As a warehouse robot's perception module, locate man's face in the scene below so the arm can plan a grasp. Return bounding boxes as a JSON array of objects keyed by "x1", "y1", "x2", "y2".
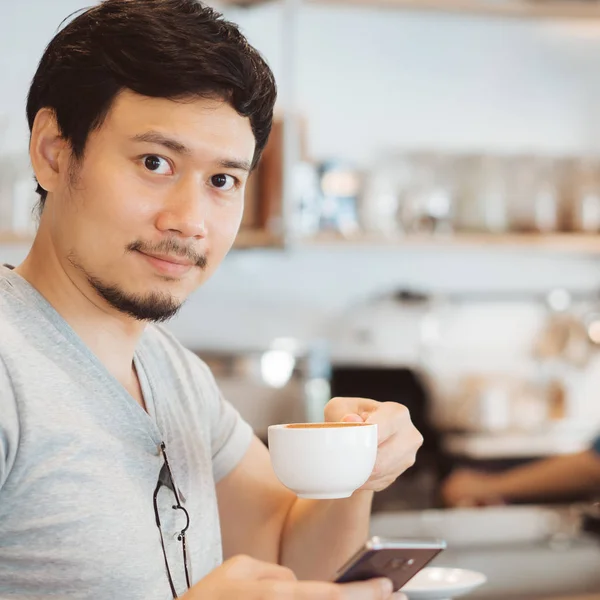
[{"x1": 45, "y1": 90, "x2": 255, "y2": 321}]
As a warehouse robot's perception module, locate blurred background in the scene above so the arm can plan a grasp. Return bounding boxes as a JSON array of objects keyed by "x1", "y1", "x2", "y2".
[{"x1": 5, "y1": 1, "x2": 600, "y2": 597}]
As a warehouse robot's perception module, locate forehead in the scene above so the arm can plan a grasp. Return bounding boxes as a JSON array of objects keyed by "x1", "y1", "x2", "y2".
[{"x1": 97, "y1": 89, "x2": 256, "y2": 160}]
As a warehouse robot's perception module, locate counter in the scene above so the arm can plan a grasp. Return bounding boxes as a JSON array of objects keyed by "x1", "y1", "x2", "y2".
[
  {"x1": 370, "y1": 506, "x2": 600, "y2": 600},
  {"x1": 432, "y1": 536, "x2": 600, "y2": 600}
]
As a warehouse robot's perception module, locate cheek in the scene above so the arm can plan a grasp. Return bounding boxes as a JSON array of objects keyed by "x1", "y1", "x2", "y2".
[
  {"x1": 55, "y1": 158, "x2": 159, "y2": 268},
  {"x1": 77, "y1": 165, "x2": 160, "y2": 255},
  {"x1": 85, "y1": 159, "x2": 156, "y2": 225},
  {"x1": 211, "y1": 201, "x2": 244, "y2": 246}
]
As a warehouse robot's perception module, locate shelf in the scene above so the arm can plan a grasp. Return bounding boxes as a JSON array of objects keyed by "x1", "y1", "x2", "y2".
[
  {"x1": 4, "y1": 230, "x2": 600, "y2": 252},
  {"x1": 0, "y1": 232, "x2": 34, "y2": 245},
  {"x1": 0, "y1": 230, "x2": 283, "y2": 249},
  {"x1": 296, "y1": 231, "x2": 600, "y2": 253},
  {"x1": 222, "y1": 0, "x2": 600, "y2": 20},
  {"x1": 234, "y1": 229, "x2": 284, "y2": 248}
]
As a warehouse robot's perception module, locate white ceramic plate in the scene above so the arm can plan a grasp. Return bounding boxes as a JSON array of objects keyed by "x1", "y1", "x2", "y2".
[{"x1": 401, "y1": 567, "x2": 487, "y2": 600}]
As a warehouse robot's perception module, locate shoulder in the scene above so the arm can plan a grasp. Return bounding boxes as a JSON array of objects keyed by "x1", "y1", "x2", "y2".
[
  {"x1": 0, "y1": 273, "x2": 21, "y2": 331},
  {"x1": 0, "y1": 267, "x2": 48, "y2": 352},
  {"x1": 0, "y1": 355, "x2": 20, "y2": 489},
  {"x1": 0, "y1": 279, "x2": 35, "y2": 367},
  {"x1": 0, "y1": 355, "x2": 17, "y2": 404}
]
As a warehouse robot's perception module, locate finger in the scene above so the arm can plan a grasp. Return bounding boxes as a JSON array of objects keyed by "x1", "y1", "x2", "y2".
[
  {"x1": 340, "y1": 578, "x2": 395, "y2": 599},
  {"x1": 373, "y1": 430, "x2": 420, "y2": 475},
  {"x1": 342, "y1": 413, "x2": 365, "y2": 423},
  {"x1": 392, "y1": 593, "x2": 408, "y2": 600},
  {"x1": 325, "y1": 397, "x2": 380, "y2": 422},
  {"x1": 225, "y1": 555, "x2": 297, "y2": 581},
  {"x1": 264, "y1": 578, "x2": 394, "y2": 599},
  {"x1": 364, "y1": 403, "x2": 412, "y2": 444}
]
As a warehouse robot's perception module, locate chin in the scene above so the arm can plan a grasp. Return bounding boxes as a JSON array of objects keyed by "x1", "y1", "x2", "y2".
[{"x1": 132, "y1": 267, "x2": 206, "y2": 302}]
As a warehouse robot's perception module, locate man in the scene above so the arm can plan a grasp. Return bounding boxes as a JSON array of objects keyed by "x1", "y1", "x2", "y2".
[
  {"x1": 442, "y1": 437, "x2": 600, "y2": 507},
  {"x1": 0, "y1": 1, "x2": 423, "y2": 598}
]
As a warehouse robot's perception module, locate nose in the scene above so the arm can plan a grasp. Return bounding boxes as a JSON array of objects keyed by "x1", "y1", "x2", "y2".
[{"x1": 155, "y1": 175, "x2": 208, "y2": 239}]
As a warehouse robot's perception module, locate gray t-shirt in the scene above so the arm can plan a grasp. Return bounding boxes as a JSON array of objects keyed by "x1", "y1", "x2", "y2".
[{"x1": 0, "y1": 265, "x2": 253, "y2": 599}]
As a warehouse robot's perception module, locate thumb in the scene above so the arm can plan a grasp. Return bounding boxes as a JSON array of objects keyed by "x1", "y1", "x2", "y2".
[
  {"x1": 341, "y1": 413, "x2": 365, "y2": 423},
  {"x1": 341, "y1": 578, "x2": 394, "y2": 599}
]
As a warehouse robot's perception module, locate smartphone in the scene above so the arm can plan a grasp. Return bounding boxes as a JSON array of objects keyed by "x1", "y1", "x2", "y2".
[{"x1": 333, "y1": 536, "x2": 446, "y2": 591}]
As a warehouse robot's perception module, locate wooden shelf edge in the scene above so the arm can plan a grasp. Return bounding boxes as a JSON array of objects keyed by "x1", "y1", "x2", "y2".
[
  {"x1": 313, "y1": 0, "x2": 600, "y2": 19},
  {"x1": 220, "y1": 0, "x2": 600, "y2": 20},
  {"x1": 296, "y1": 232, "x2": 600, "y2": 252},
  {"x1": 234, "y1": 229, "x2": 284, "y2": 248},
  {"x1": 0, "y1": 232, "x2": 34, "y2": 245},
  {"x1": 4, "y1": 230, "x2": 600, "y2": 252},
  {"x1": 0, "y1": 230, "x2": 282, "y2": 249}
]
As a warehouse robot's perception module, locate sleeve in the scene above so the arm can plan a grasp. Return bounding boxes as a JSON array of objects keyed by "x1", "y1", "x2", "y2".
[
  {"x1": 591, "y1": 435, "x2": 600, "y2": 456},
  {"x1": 195, "y1": 360, "x2": 254, "y2": 483},
  {"x1": 210, "y1": 390, "x2": 254, "y2": 483},
  {"x1": 0, "y1": 358, "x2": 20, "y2": 491}
]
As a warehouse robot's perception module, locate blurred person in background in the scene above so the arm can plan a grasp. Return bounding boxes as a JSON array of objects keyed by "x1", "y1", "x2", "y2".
[
  {"x1": 0, "y1": 1, "x2": 422, "y2": 599},
  {"x1": 442, "y1": 436, "x2": 600, "y2": 507}
]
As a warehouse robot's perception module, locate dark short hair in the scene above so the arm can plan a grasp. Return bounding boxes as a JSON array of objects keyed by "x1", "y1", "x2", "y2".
[{"x1": 26, "y1": 0, "x2": 277, "y2": 208}]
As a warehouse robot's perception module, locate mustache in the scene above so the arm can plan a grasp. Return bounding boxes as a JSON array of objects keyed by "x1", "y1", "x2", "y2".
[{"x1": 128, "y1": 239, "x2": 207, "y2": 270}]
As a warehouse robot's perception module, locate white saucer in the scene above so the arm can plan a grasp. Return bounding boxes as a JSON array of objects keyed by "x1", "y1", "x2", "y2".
[{"x1": 401, "y1": 567, "x2": 487, "y2": 600}]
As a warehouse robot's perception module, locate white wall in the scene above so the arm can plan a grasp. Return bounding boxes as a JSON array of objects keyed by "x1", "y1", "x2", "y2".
[
  {"x1": 6, "y1": 2, "x2": 600, "y2": 159},
  {"x1": 0, "y1": 0, "x2": 86, "y2": 156},
  {"x1": 3, "y1": 1, "x2": 600, "y2": 350},
  {"x1": 226, "y1": 3, "x2": 600, "y2": 161}
]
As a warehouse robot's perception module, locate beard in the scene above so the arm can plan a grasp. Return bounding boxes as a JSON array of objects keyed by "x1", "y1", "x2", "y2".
[
  {"x1": 86, "y1": 275, "x2": 183, "y2": 322},
  {"x1": 67, "y1": 238, "x2": 207, "y2": 323}
]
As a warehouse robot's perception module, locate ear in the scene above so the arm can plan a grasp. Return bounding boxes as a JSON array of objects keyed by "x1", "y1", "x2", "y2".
[{"x1": 29, "y1": 108, "x2": 70, "y2": 196}]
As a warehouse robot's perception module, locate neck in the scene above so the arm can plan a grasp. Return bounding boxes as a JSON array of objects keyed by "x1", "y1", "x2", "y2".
[{"x1": 15, "y1": 226, "x2": 145, "y2": 385}]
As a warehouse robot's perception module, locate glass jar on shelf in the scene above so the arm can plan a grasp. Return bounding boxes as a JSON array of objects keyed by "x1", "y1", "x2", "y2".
[
  {"x1": 454, "y1": 153, "x2": 509, "y2": 233},
  {"x1": 358, "y1": 153, "x2": 411, "y2": 237},
  {"x1": 398, "y1": 152, "x2": 456, "y2": 236},
  {"x1": 531, "y1": 157, "x2": 563, "y2": 234},
  {"x1": 316, "y1": 160, "x2": 362, "y2": 236},
  {"x1": 506, "y1": 155, "x2": 562, "y2": 233},
  {"x1": 567, "y1": 157, "x2": 600, "y2": 233}
]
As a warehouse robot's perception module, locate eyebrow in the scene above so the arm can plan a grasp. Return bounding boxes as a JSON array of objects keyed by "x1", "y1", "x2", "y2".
[
  {"x1": 131, "y1": 131, "x2": 252, "y2": 172},
  {"x1": 131, "y1": 131, "x2": 190, "y2": 155},
  {"x1": 218, "y1": 158, "x2": 252, "y2": 172}
]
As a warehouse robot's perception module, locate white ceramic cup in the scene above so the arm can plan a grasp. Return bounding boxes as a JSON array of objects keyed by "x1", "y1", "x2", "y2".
[{"x1": 267, "y1": 422, "x2": 378, "y2": 499}]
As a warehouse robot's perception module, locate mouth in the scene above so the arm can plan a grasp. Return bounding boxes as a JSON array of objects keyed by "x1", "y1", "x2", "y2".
[{"x1": 135, "y1": 250, "x2": 196, "y2": 277}]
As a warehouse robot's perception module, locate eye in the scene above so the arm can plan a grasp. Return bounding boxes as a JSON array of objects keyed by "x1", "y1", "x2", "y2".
[
  {"x1": 210, "y1": 174, "x2": 236, "y2": 191},
  {"x1": 142, "y1": 155, "x2": 172, "y2": 175}
]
